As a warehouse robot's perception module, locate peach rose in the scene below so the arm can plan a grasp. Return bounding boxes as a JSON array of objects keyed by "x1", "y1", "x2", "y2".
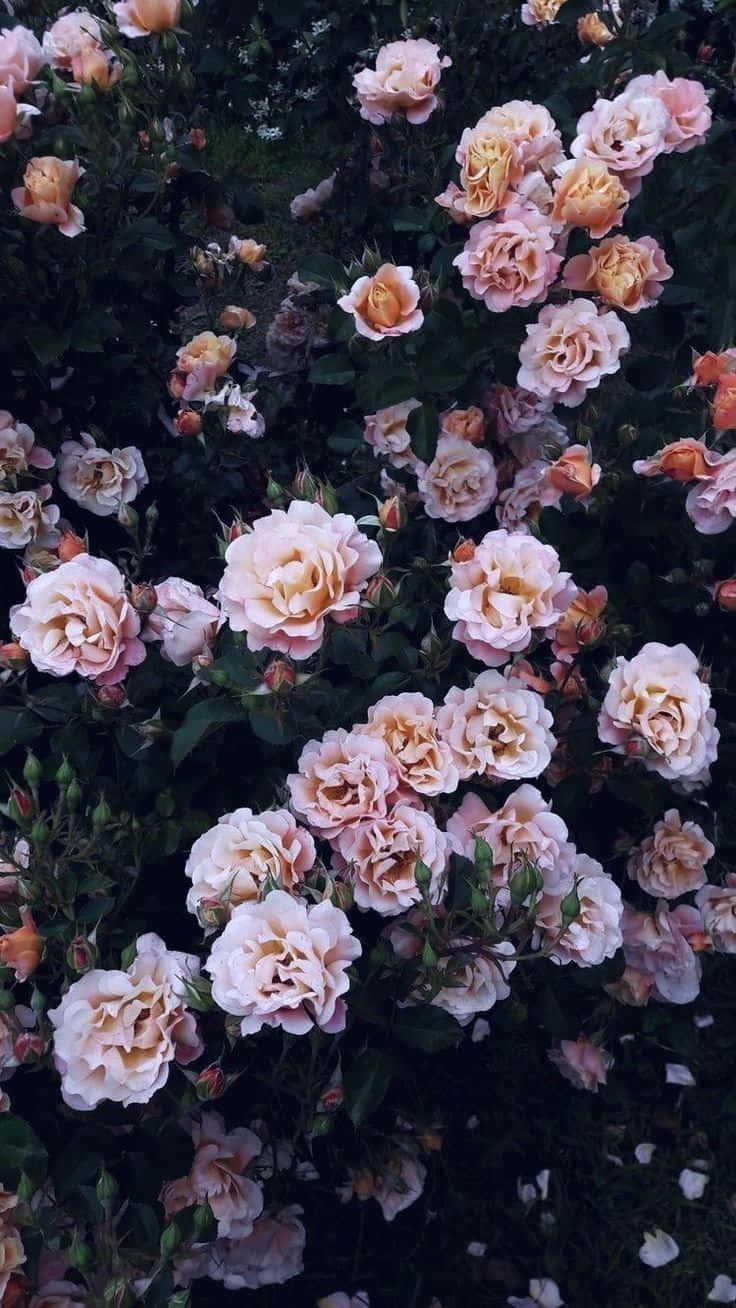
[
  {"x1": 112, "y1": 0, "x2": 182, "y2": 37},
  {"x1": 0, "y1": 909, "x2": 42, "y2": 981},
  {"x1": 598, "y1": 642, "x2": 718, "y2": 785},
  {"x1": 551, "y1": 157, "x2": 630, "y2": 238},
  {"x1": 440, "y1": 406, "x2": 486, "y2": 444},
  {"x1": 42, "y1": 11, "x2": 101, "y2": 68},
  {"x1": 363, "y1": 400, "x2": 421, "y2": 469},
  {"x1": 540, "y1": 444, "x2": 601, "y2": 502},
  {"x1": 537, "y1": 859, "x2": 623, "y2": 966},
  {"x1": 290, "y1": 173, "x2": 335, "y2": 220},
  {"x1": 288, "y1": 729, "x2": 399, "y2": 839},
  {"x1": 0, "y1": 85, "x2": 39, "y2": 144},
  {"x1": 49, "y1": 933, "x2": 203, "y2": 1109},
  {"x1": 550, "y1": 584, "x2": 607, "y2": 662},
  {"x1": 176, "y1": 331, "x2": 235, "y2": 400},
  {"x1": 562, "y1": 235, "x2": 672, "y2": 312},
  {"x1": 362, "y1": 691, "x2": 459, "y2": 797},
  {"x1": 0, "y1": 412, "x2": 54, "y2": 477},
  {"x1": 548, "y1": 1038, "x2": 612, "y2": 1091},
  {"x1": 454, "y1": 123, "x2": 524, "y2": 218},
  {"x1": 144, "y1": 576, "x2": 220, "y2": 666},
  {"x1": 447, "y1": 785, "x2": 569, "y2": 887},
  {"x1": 520, "y1": 0, "x2": 566, "y2": 26},
  {"x1": 696, "y1": 875, "x2": 736, "y2": 953},
  {"x1": 353, "y1": 39, "x2": 451, "y2": 126},
  {"x1": 633, "y1": 438, "x2": 718, "y2": 482},
  {"x1": 338, "y1": 264, "x2": 423, "y2": 341},
  {"x1": 690, "y1": 349, "x2": 736, "y2": 388},
  {"x1": 335, "y1": 804, "x2": 449, "y2": 915},
  {"x1": 685, "y1": 448, "x2": 736, "y2": 534},
  {"x1": 218, "y1": 501, "x2": 381, "y2": 659},
  {"x1": 436, "y1": 671, "x2": 556, "y2": 782},
  {"x1": 445, "y1": 527, "x2": 575, "y2": 666},
  {"x1": 0, "y1": 25, "x2": 43, "y2": 92},
  {"x1": 713, "y1": 373, "x2": 736, "y2": 431},
  {"x1": 185, "y1": 808, "x2": 316, "y2": 923},
  {"x1": 612, "y1": 902, "x2": 703, "y2": 1004},
  {"x1": 627, "y1": 809, "x2": 714, "y2": 899},
  {"x1": 10, "y1": 553, "x2": 146, "y2": 685},
  {"x1": 517, "y1": 299, "x2": 630, "y2": 407},
  {"x1": 206, "y1": 890, "x2": 361, "y2": 1036},
  {"x1": 476, "y1": 101, "x2": 563, "y2": 175},
  {"x1": 416, "y1": 435, "x2": 498, "y2": 523},
  {"x1": 578, "y1": 12, "x2": 614, "y2": 45},
  {"x1": 0, "y1": 486, "x2": 59, "y2": 550},
  {"x1": 58, "y1": 433, "x2": 148, "y2": 517},
  {"x1": 71, "y1": 41, "x2": 122, "y2": 89},
  {"x1": 431, "y1": 939, "x2": 516, "y2": 1023},
  {"x1": 453, "y1": 204, "x2": 561, "y2": 312},
  {"x1": 571, "y1": 90, "x2": 670, "y2": 190},
  {"x1": 434, "y1": 180, "x2": 474, "y2": 223},
  {"x1": 229, "y1": 236, "x2": 267, "y2": 269},
  {"x1": 162, "y1": 1111, "x2": 263, "y2": 1238},
  {"x1": 626, "y1": 71, "x2": 712, "y2": 153},
  {"x1": 12, "y1": 156, "x2": 85, "y2": 238}
]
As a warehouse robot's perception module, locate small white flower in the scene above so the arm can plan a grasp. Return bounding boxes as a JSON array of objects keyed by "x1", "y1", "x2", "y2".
[
  {"x1": 666, "y1": 1063, "x2": 696, "y2": 1086},
  {"x1": 679, "y1": 1168, "x2": 709, "y2": 1200},
  {"x1": 508, "y1": 1279, "x2": 564, "y2": 1308},
  {"x1": 634, "y1": 1142, "x2": 656, "y2": 1165},
  {"x1": 466, "y1": 1115, "x2": 480, "y2": 1130},
  {"x1": 472, "y1": 1018, "x2": 491, "y2": 1043},
  {"x1": 708, "y1": 1275, "x2": 736, "y2": 1303},
  {"x1": 467, "y1": 1242, "x2": 487, "y2": 1258},
  {"x1": 694, "y1": 1014, "x2": 714, "y2": 1028},
  {"x1": 639, "y1": 1229, "x2": 680, "y2": 1268},
  {"x1": 536, "y1": 1170, "x2": 550, "y2": 1201}
]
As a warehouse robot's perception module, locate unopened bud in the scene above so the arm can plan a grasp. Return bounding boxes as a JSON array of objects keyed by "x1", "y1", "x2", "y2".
[
  {"x1": 263, "y1": 660, "x2": 296, "y2": 693},
  {"x1": 96, "y1": 1167, "x2": 119, "y2": 1208},
  {"x1": 23, "y1": 751, "x2": 42, "y2": 789},
  {"x1": 0, "y1": 642, "x2": 28, "y2": 671},
  {"x1": 559, "y1": 885, "x2": 581, "y2": 927},
  {"x1": 8, "y1": 787, "x2": 32, "y2": 822},
  {"x1": 414, "y1": 858, "x2": 433, "y2": 887},
  {"x1": 91, "y1": 795, "x2": 113, "y2": 831},
  {"x1": 65, "y1": 778, "x2": 83, "y2": 811},
  {"x1": 57, "y1": 530, "x2": 86, "y2": 562},
  {"x1": 14, "y1": 1031, "x2": 44, "y2": 1062},
  {"x1": 195, "y1": 1064, "x2": 226, "y2": 1100},
  {"x1": 160, "y1": 1221, "x2": 182, "y2": 1258},
  {"x1": 103, "y1": 1279, "x2": 135, "y2": 1308},
  {"x1": 55, "y1": 757, "x2": 74, "y2": 788},
  {"x1": 422, "y1": 940, "x2": 437, "y2": 967},
  {"x1": 228, "y1": 518, "x2": 247, "y2": 542},
  {"x1": 218, "y1": 305, "x2": 256, "y2": 332},
  {"x1": 331, "y1": 879, "x2": 353, "y2": 912},
  {"x1": 130, "y1": 583, "x2": 157, "y2": 616},
  {"x1": 29, "y1": 819, "x2": 49, "y2": 848},
  {"x1": 117, "y1": 503, "x2": 138, "y2": 531},
  {"x1": 715, "y1": 578, "x2": 736, "y2": 611},
  {"x1": 315, "y1": 480, "x2": 339, "y2": 515},
  {"x1": 68, "y1": 1234, "x2": 94, "y2": 1273},
  {"x1": 509, "y1": 859, "x2": 543, "y2": 906},
  {"x1": 364, "y1": 573, "x2": 398, "y2": 609},
  {"x1": 17, "y1": 1171, "x2": 36, "y2": 1203},
  {"x1": 378, "y1": 496, "x2": 407, "y2": 532},
  {"x1": 196, "y1": 897, "x2": 228, "y2": 931},
  {"x1": 624, "y1": 736, "x2": 650, "y2": 758},
  {"x1": 175, "y1": 408, "x2": 202, "y2": 437},
  {"x1": 188, "y1": 127, "x2": 206, "y2": 150},
  {"x1": 292, "y1": 468, "x2": 318, "y2": 501},
  {"x1": 452, "y1": 539, "x2": 476, "y2": 563},
  {"x1": 266, "y1": 475, "x2": 285, "y2": 506},
  {"x1": 96, "y1": 683, "x2": 127, "y2": 710},
  {"x1": 67, "y1": 935, "x2": 97, "y2": 973}
]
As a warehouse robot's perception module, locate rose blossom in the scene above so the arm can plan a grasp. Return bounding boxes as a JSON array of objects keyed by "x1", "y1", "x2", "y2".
[
  {"x1": 206, "y1": 890, "x2": 361, "y2": 1036},
  {"x1": 551, "y1": 585, "x2": 607, "y2": 662},
  {"x1": 349, "y1": 1153, "x2": 426, "y2": 1222},
  {"x1": 495, "y1": 464, "x2": 544, "y2": 532},
  {"x1": 49, "y1": 933, "x2": 203, "y2": 1110},
  {"x1": 338, "y1": 264, "x2": 423, "y2": 341},
  {"x1": 446, "y1": 785, "x2": 569, "y2": 887},
  {"x1": 633, "y1": 438, "x2": 718, "y2": 482},
  {"x1": 518, "y1": 299, "x2": 630, "y2": 407},
  {"x1": 113, "y1": 0, "x2": 182, "y2": 37},
  {"x1": 578, "y1": 12, "x2": 614, "y2": 45},
  {"x1": 12, "y1": 157, "x2": 85, "y2": 238},
  {"x1": 290, "y1": 173, "x2": 335, "y2": 220},
  {"x1": 143, "y1": 576, "x2": 219, "y2": 667},
  {"x1": 598, "y1": 641, "x2": 719, "y2": 785},
  {"x1": 180, "y1": 1206, "x2": 307, "y2": 1290},
  {"x1": 690, "y1": 349, "x2": 736, "y2": 388},
  {"x1": 696, "y1": 875, "x2": 736, "y2": 953},
  {"x1": 10, "y1": 553, "x2": 145, "y2": 685},
  {"x1": 43, "y1": 11, "x2": 101, "y2": 68},
  {"x1": 454, "y1": 123, "x2": 524, "y2": 218},
  {"x1": 0, "y1": 85, "x2": 39, "y2": 143},
  {"x1": 562, "y1": 235, "x2": 673, "y2": 313},
  {"x1": 0, "y1": 413, "x2": 54, "y2": 479},
  {"x1": 609, "y1": 902, "x2": 703, "y2": 1004},
  {"x1": 626, "y1": 71, "x2": 712, "y2": 153},
  {"x1": 288, "y1": 729, "x2": 399, "y2": 838},
  {"x1": 219, "y1": 500, "x2": 380, "y2": 658},
  {"x1": 362, "y1": 691, "x2": 459, "y2": 797},
  {"x1": 185, "y1": 808, "x2": 316, "y2": 922},
  {"x1": 0, "y1": 25, "x2": 44, "y2": 92},
  {"x1": 176, "y1": 331, "x2": 235, "y2": 400},
  {"x1": 353, "y1": 39, "x2": 451, "y2": 126},
  {"x1": 486, "y1": 384, "x2": 554, "y2": 443},
  {"x1": 540, "y1": 444, "x2": 601, "y2": 504},
  {"x1": 536, "y1": 859, "x2": 623, "y2": 965},
  {"x1": 714, "y1": 374, "x2": 736, "y2": 432},
  {"x1": 58, "y1": 432, "x2": 148, "y2": 517},
  {"x1": 336, "y1": 804, "x2": 449, "y2": 916},
  {"x1": 431, "y1": 939, "x2": 516, "y2": 1023},
  {"x1": 162, "y1": 1112, "x2": 263, "y2": 1238},
  {"x1": 445, "y1": 528, "x2": 575, "y2": 666},
  {"x1": 0, "y1": 487, "x2": 59, "y2": 550},
  {"x1": 0, "y1": 908, "x2": 42, "y2": 980},
  {"x1": 453, "y1": 205, "x2": 561, "y2": 312},
  {"x1": 477, "y1": 101, "x2": 564, "y2": 175},
  {"x1": 436, "y1": 671, "x2": 556, "y2": 782},
  {"x1": 204, "y1": 382, "x2": 265, "y2": 437},
  {"x1": 548, "y1": 1038, "x2": 612, "y2": 1091},
  {"x1": 570, "y1": 91, "x2": 670, "y2": 190},
  {"x1": 29, "y1": 1280, "x2": 87, "y2": 1307},
  {"x1": 416, "y1": 435, "x2": 498, "y2": 523},
  {"x1": 628, "y1": 809, "x2": 714, "y2": 899},
  {"x1": 440, "y1": 406, "x2": 486, "y2": 444},
  {"x1": 685, "y1": 448, "x2": 736, "y2": 534},
  {"x1": 228, "y1": 236, "x2": 267, "y2": 269},
  {"x1": 520, "y1": 0, "x2": 565, "y2": 27},
  {"x1": 363, "y1": 400, "x2": 421, "y2": 469},
  {"x1": 551, "y1": 158, "x2": 630, "y2": 238}
]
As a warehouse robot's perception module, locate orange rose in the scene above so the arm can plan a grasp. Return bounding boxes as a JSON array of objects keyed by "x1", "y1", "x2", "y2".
[
  {"x1": 577, "y1": 11, "x2": 614, "y2": 45},
  {"x1": 218, "y1": 305, "x2": 256, "y2": 332},
  {"x1": 691, "y1": 350, "x2": 736, "y2": 387},
  {"x1": 562, "y1": 235, "x2": 672, "y2": 314},
  {"x1": 544, "y1": 444, "x2": 601, "y2": 500},
  {"x1": 713, "y1": 374, "x2": 736, "y2": 431},
  {"x1": 440, "y1": 406, "x2": 486, "y2": 444},
  {"x1": 11, "y1": 156, "x2": 85, "y2": 238},
  {"x1": 551, "y1": 158, "x2": 629, "y2": 239},
  {"x1": 0, "y1": 909, "x2": 42, "y2": 981},
  {"x1": 71, "y1": 42, "x2": 122, "y2": 89},
  {"x1": 457, "y1": 126, "x2": 523, "y2": 217},
  {"x1": 633, "y1": 438, "x2": 716, "y2": 482}
]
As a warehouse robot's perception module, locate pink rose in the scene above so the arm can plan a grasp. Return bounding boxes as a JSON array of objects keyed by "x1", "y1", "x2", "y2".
[
  {"x1": 626, "y1": 71, "x2": 711, "y2": 153},
  {"x1": 353, "y1": 39, "x2": 451, "y2": 125},
  {"x1": 550, "y1": 585, "x2": 607, "y2": 663},
  {"x1": 548, "y1": 1038, "x2": 612, "y2": 1092},
  {"x1": 610, "y1": 901, "x2": 703, "y2": 1004},
  {"x1": 218, "y1": 500, "x2": 381, "y2": 659},
  {"x1": 598, "y1": 642, "x2": 718, "y2": 786},
  {"x1": 363, "y1": 400, "x2": 421, "y2": 469},
  {"x1": 362, "y1": 691, "x2": 459, "y2": 797},
  {"x1": 477, "y1": 101, "x2": 563, "y2": 175},
  {"x1": 486, "y1": 383, "x2": 554, "y2": 439},
  {"x1": 162, "y1": 1111, "x2": 263, "y2": 1239},
  {"x1": 196, "y1": 1206, "x2": 306, "y2": 1290},
  {"x1": 203, "y1": 383, "x2": 265, "y2": 437},
  {"x1": 288, "y1": 729, "x2": 399, "y2": 839},
  {"x1": 440, "y1": 405, "x2": 486, "y2": 444},
  {"x1": 685, "y1": 449, "x2": 736, "y2": 534},
  {"x1": 206, "y1": 890, "x2": 361, "y2": 1036},
  {"x1": 453, "y1": 205, "x2": 561, "y2": 312},
  {"x1": 184, "y1": 807, "x2": 315, "y2": 923},
  {"x1": 338, "y1": 263, "x2": 423, "y2": 341},
  {"x1": 431, "y1": 938, "x2": 516, "y2": 1023},
  {"x1": 0, "y1": 25, "x2": 44, "y2": 92},
  {"x1": 0, "y1": 486, "x2": 59, "y2": 550},
  {"x1": 49, "y1": 933, "x2": 203, "y2": 1109},
  {"x1": 627, "y1": 809, "x2": 714, "y2": 899},
  {"x1": 518, "y1": 299, "x2": 630, "y2": 407},
  {"x1": 42, "y1": 11, "x2": 101, "y2": 68},
  {"x1": 335, "y1": 803, "x2": 449, "y2": 916},
  {"x1": 446, "y1": 785, "x2": 569, "y2": 887},
  {"x1": 562, "y1": 235, "x2": 672, "y2": 313},
  {"x1": 0, "y1": 412, "x2": 54, "y2": 476},
  {"x1": 416, "y1": 434, "x2": 498, "y2": 522},
  {"x1": 696, "y1": 875, "x2": 736, "y2": 953},
  {"x1": 319, "y1": 1294, "x2": 370, "y2": 1308},
  {"x1": 436, "y1": 671, "x2": 556, "y2": 782},
  {"x1": 445, "y1": 528, "x2": 575, "y2": 666},
  {"x1": 571, "y1": 91, "x2": 670, "y2": 191},
  {"x1": 58, "y1": 432, "x2": 148, "y2": 516},
  {"x1": 144, "y1": 576, "x2": 220, "y2": 666},
  {"x1": 10, "y1": 554, "x2": 146, "y2": 685},
  {"x1": 112, "y1": 0, "x2": 182, "y2": 37},
  {"x1": 0, "y1": 84, "x2": 39, "y2": 143},
  {"x1": 12, "y1": 156, "x2": 85, "y2": 238}
]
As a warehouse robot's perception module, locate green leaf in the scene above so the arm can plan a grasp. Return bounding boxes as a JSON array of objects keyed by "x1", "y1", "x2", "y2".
[
  {"x1": 394, "y1": 1005, "x2": 462, "y2": 1052},
  {"x1": 308, "y1": 352, "x2": 356, "y2": 386},
  {"x1": 0, "y1": 707, "x2": 44, "y2": 757},
  {"x1": 247, "y1": 706, "x2": 295, "y2": 746},
  {"x1": 298, "y1": 253, "x2": 345, "y2": 288},
  {"x1": 344, "y1": 1049, "x2": 396, "y2": 1125},
  {"x1": 171, "y1": 699, "x2": 247, "y2": 768},
  {"x1": 25, "y1": 324, "x2": 71, "y2": 366},
  {"x1": 0, "y1": 1115, "x2": 47, "y2": 1184},
  {"x1": 407, "y1": 402, "x2": 438, "y2": 463}
]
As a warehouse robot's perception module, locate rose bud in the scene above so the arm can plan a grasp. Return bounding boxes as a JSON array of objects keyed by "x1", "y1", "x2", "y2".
[
  {"x1": 14, "y1": 1031, "x2": 45, "y2": 1062},
  {"x1": 57, "y1": 529, "x2": 86, "y2": 562},
  {"x1": 234, "y1": 238, "x2": 267, "y2": 268},
  {"x1": 0, "y1": 908, "x2": 42, "y2": 980},
  {"x1": 130, "y1": 583, "x2": 157, "y2": 616},
  {"x1": 624, "y1": 736, "x2": 651, "y2": 758},
  {"x1": 168, "y1": 370, "x2": 187, "y2": 400},
  {"x1": 697, "y1": 42, "x2": 713, "y2": 61},
  {"x1": 218, "y1": 305, "x2": 256, "y2": 332},
  {"x1": 378, "y1": 496, "x2": 407, "y2": 532},
  {"x1": 188, "y1": 127, "x2": 206, "y2": 150},
  {"x1": 364, "y1": 573, "x2": 398, "y2": 609},
  {"x1": 292, "y1": 468, "x2": 318, "y2": 500},
  {"x1": 633, "y1": 438, "x2": 716, "y2": 482},
  {"x1": 196, "y1": 1065, "x2": 226, "y2": 1100},
  {"x1": 8, "y1": 787, "x2": 33, "y2": 822},
  {"x1": 692, "y1": 351, "x2": 732, "y2": 387},
  {"x1": 175, "y1": 408, "x2": 203, "y2": 437},
  {"x1": 196, "y1": 897, "x2": 228, "y2": 931},
  {"x1": 165, "y1": 162, "x2": 182, "y2": 185},
  {"x1": 452, "y1": 539, "x2": 476, "y2": 564},
  {"x1": 0, "y1": 643, "x2": 29, "y2": 672},
  {"x1": 66, "y1": 935, "x2": 97, "y2": 973},
  {"x1": 318, "y1": 1086, "x2": 344, "y2": 1114},
  {"x1": 330, "y1": 879, "x2": 354, "y2": 913},
  {"x1": 577, "y1": 11, "x2": 613, "y2": 44},
  {"x1": 263, "y1": 660, "x2": 296, "y2": 693},
  {"x1": 96, "y1": 684, "x2": 127, "y2": 710},
  {"x1": 715, "y1": 579, "x2": 736, "y2": 611},
  {"x1": 228, "y1": 518, "x2": 247, "y2": 542},
  {"x1": 546, "y1": 445, "x2": 600, "y2": 499}
]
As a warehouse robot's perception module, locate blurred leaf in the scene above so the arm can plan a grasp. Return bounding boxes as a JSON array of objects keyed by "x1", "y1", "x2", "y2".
[
  {"x1": 394, "y1": 1006, "x2": 462, "y2": 1052},
  {"x1": 0, "y1": 707, "x2": 44, "y2": 756},
  {"x1": 344, "y1": 1049, "x2": 396, "y2": 1125},
  {"x1": 171, "y1": 699, "x2": 247, "y2": 767}
]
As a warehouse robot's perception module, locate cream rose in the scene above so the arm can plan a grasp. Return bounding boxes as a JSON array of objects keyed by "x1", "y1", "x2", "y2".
[
  {"x1": 353, "y1": 38, "x2": 451, "y2": 126},
  {"x1": 362, "y1": 691, "x2": 459, "y2": 797},
  {"x1": 113, "y1": 0, "x2": 182, "y2": 37},
  {"x1": 218, "y1": 500, "x2": 381, "y2": 659},
  {"x1": 335, "y1": 804, "x2": 449, "y2": 916},
  {"x1": 58, "y1": 432, "x2": 148, "y2": 517},
  {"x1": 42, "y1": 11, "x2": 102, "y2": 68},
  {"x1": 363, "y1": 400, "x2": 421, "y2": 469},
  {"x1": 520, "y1": 0, "x2": 566, "y2": 27},
  {"x1": 0, "y1": 486, "x2": 59, "y2": 550},
  {"x1": 627, "y1": 809, "x2": 714, "y2": 899},
  {"x1": 338, "y1": 264, "x2": 423, "y2": 341},
  {"x1": 696, "y1": 876, "x2": 736, "y2": 953},
  {"x1": 12, "y1": 157, "x2": 85, "y2": 238},
  {"x1": 551, "y1": 157, "x2": 630, "y2": 238},
  {"x1": 0, "y1": 1219, "x2": 25, "y2": 1300},
  {"x1": 185, "y1": 808, "x2": 316, "y2": 923},
  {"x1": 685, "y1": 448, "x2": 736, "y2": 535},
  {"x1": 445, "y1": 528, "x2": 575, "y2": 666},
  {"x1": 206, "y1": 890, "x2": 361, "y2": 1036},
  {"x1": 204, "y1": 1206, "x2": 306, "y2": 1290},
  {"x1": 431, "y1": 939, "x2": 516, "y2": 1024},
  {"x1": 162, "y1": 1111, "x2": 263, "y2": 1239},
  {"x1": 144, "y1": 576, "x2": 220, "y2": 666},
  {"x1": 0, "y1": 412, "x2": 54, "y2": 479},
  {"x1": 11, "y1": 554, "x2": 146, "y2": 685},
  {"x1": 436, "y1": 671, "x2": 556, "y2": 781},
  {"x1": 447, "y1": 785, "x2": 569, "y2": 887},
  {"x1": 562, "y1": 235, "x2": 672, "y2": 313},
  {"x1": 571, "y1": 90, "x2": 670, "y2": 190},
  {"x1": 416, "y1": 435, "x2": 498, "y2": 523},
  {"x1": 288, "y1": 729, "x2": 399, "y2": 839},
  {"x1": 598, "y1": 641, "x2": 719, "y2": 785},
  {"x1": 49, "y1": 933, "x2": 203, "y2": 1110},
  {"x1": 537, "y1": 858, "x2": 623, "y2": 966},
  {"x1": 517, "y1": 299, "x2": 630, "y2": 407},
  {"x1": 612, "y1": 902, "x2": 703, "y2": 1004},
  {"x1": 477, "y1": 101, "x2": 563, "y2": 174},
  {"x1": 440, "y1": 406, "x2": 486, "y2": 444}
]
